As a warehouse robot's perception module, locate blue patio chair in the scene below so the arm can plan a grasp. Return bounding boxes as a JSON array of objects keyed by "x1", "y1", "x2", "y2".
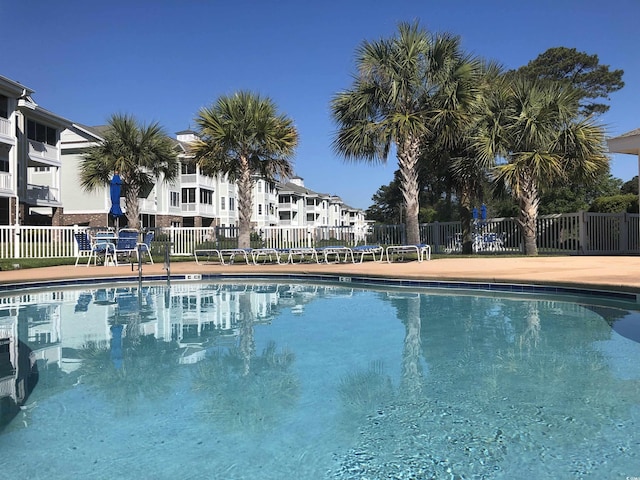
[
  {"x1": 74, "y1": 231, "x2": 114, "y2": 267},
  {"x1": 137, "y1": 231, "x2": 154, "y2": 264},
  {"x1": 113, "y1": 229, "x2": 140, "y2": 265}
]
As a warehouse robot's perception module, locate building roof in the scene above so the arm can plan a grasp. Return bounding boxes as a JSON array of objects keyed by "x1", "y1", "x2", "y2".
[{"x1": 608, "y1": 127, "x2": 640, "y2": 155}]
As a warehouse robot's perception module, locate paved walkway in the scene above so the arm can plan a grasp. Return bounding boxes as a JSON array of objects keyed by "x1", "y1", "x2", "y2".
[{"x1": 1, "y1": 256, "x2": 640, "y2": 293}]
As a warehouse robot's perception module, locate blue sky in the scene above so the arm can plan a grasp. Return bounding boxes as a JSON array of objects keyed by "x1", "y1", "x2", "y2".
[{"x1": 2, "y1": 0, "x2": 638, "y2": 209}]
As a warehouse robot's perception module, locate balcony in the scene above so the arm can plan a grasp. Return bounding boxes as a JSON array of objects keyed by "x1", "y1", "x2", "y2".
[
  {"x1": 139, "y1": 197, "x2": 157, "y2": 212},
  {"x1": 181, "y1": 203, "x2": 215, "y2": 215},
  {"x1": 0, "y1": 117, "x2": 13, "y2": 143},
  {"x1": 278, "y1": 202, "x2": 299, "y2": 211},
  {"x1": 25, "y1": 184, "x2": 59, "y2": 205},
  {"x1": 180, "y1": 173, "x2": 216, "y2": 188},
  {"x1": 28, "y1": 140, "x2": 60, "y2": 166},
  {"x1": 0, "y1": 172, "x2": 12, "y2": 192}
]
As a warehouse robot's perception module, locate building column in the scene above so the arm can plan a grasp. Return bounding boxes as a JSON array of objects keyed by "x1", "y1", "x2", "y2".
[
  {"x1": 9, "y1": 197, "x2": 18, "y2": 225},
  {"x1": 52, "y1": 206, "x2": 63, "y2": 226}
]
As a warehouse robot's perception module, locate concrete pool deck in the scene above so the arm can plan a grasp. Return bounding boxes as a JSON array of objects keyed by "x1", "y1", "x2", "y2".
[{"x1": 1, "y1": 255, "x2": 639, "y2": 293}]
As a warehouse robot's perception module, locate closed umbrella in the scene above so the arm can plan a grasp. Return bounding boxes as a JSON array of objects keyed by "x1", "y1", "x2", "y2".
[{"x1": 109, "y1": 173, "x2": 123, "y2": 229}]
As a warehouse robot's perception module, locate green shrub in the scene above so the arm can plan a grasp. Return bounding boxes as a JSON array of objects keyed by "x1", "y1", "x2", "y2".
[{"x1": 589, "y1": 194, "x2": 638, "y2": 213}]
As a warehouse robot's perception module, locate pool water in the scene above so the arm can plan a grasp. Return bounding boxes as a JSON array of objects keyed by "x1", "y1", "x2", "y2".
[{"x1": 0, "y1": 282, "x2": 639, "y2": 479}]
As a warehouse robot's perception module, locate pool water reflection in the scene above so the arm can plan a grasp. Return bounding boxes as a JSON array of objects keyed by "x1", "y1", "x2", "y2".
[{"x1": 0, "y1": 282, "x2": 638, "y2": 479}]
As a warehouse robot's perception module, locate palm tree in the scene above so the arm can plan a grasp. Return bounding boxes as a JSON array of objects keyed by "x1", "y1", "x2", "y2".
[
  {"x1": 190, "y1": 91, "x2": 298, "y2": 249},
  {"x1": 475, "y1": 74, "x2": 609, "y2": 255},
  {"x1": 447, "y1": 61, "x2": 503, "y2": 253},
  {"x1": 331, "y1": 21, "x2": 480, "y2": 245},
  {"x1": 80, "y1": 114, "x2": 180, "y2": 230}
]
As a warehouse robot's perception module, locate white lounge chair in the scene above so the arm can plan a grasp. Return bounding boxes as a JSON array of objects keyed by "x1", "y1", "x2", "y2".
[
  {"x1": 351, "y1": 245, "x2": 384, "y2": 263},
  {"x1": 386, "y1": 243, "x2": 431, "y2": 262}
]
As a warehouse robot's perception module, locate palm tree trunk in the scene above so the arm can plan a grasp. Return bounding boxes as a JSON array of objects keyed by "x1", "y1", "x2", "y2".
[
  {"x1": 237, "y1": 156, "x2": 253, "y2": 249},
  {"x1": 398, "y1": 137, "x2": 421, "y2": 245},
  {"x1": 125, "y1": 185, "x2": 141, "y2": 230},
  {"x1": 518, "y1": 173, "x2": 540, "y2": 256},
  {"x1": 459, "y1": 186, "x2": 474, "y2": 254}
]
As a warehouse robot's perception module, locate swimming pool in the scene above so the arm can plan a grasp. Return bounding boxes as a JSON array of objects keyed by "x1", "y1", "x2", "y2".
[{"x1": 0, "y1": 280, "x2": 638, "y2": 479}]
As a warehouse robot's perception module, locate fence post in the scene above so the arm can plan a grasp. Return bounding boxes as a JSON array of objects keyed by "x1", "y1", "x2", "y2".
[
  {"x1": 433, "y1": 222, "x2": 440, "y2": 254},
  {"x1": 13, "y1": 224, "x2": 20, "y2": 259},
  {"x1": 578, "y1": 211, "x2": 587, "y2": 255},
  {"x1": 621, "y1": 212, "x2": 629, "y2": 254}
]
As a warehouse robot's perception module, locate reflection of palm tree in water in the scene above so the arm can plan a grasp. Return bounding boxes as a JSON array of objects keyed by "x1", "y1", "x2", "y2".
[
  {"x1": 519, "y1": 302, "x2": 540, "y2": 353},
  {"x1": 193, "y1": 291, "x2": 299, "y2": 432},
  {"x1": 400, "y1": 295, "x2": 425, "y2": 399},
  {"x1": 238, "y1": 293, "x2": 255, "y2": 376},
  {"x1": 337, "y1": 294, "x2": 426, "y2": 421}
]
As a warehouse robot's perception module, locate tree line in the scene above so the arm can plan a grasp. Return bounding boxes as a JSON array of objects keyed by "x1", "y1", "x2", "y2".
[
  {"x1": 80, "y1": 21, "x2": 625, "y2": 256},
  {"x1": 331, "y1": 23, "x2": 625, "y2": 255}
]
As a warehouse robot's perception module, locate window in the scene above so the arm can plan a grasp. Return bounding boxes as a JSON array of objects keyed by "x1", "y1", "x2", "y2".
[
  {"x1": 229, "y1": 197, "x2": 235, "y2": 211},
  {"x1": 26, "y1": 119, "x2": 57, "y2": 146},
  {"x1": 0, "y1": 94, "x2": 8, "y2": 119},
  {"x1": 181, "y1": 188, "x2": 196, "y2": 203},
  {"x1": 170, "y1": 191, "x2": 180, "y2": 207},
  {"x1": 258, "y1": 204, "x2": 263, "y2": 215},
  {"x1": 181, "y1": 162, "x2": 196, "y2": 174},
  {"x1": 200, "y1": 188, "x2": 213, "y2": 205},
  {"x1": 220, "y1": 197, "x2": 226, "y2": 210},
  {"x1": 33, "y1": 166, "x2": 50, "y2": 172},
  {"x1": 257, "y1": 182, "x2": 262, "y2": 193}
]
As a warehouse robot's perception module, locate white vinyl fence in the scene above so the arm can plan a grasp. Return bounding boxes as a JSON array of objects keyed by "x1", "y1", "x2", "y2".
[{"x1": 0, "y1": 211, "x2": 638, "y2": 261}]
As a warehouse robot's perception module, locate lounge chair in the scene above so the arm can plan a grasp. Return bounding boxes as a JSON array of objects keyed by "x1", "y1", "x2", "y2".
[
  {"x1": 287, "y1": 247, "x2": 320, "y2": 264},
  {"x1": 218, "y1": 248, "x2": 251, "y2": 264},
  {"x1": 194, "y1": 248, "x2": 222, "y2": 264},
  {"x1": 386, "y1": 243, "x2": 431, "y2": 262},
  {"x1": 351, "y1": 245, "x2": 384, "y2": 263},
  {"x1": 316, "y1": 245, "x2": 355, "y2": 263},
  {"x1": 251, "y1": 248, "x2": 283, "y2": 265}
]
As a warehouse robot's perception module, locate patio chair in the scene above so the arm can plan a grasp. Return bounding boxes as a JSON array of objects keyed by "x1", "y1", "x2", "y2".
[
  {"x1": 113, "y1": 229, "x2": 140, "y2": 265},
  {"x1": 137, "y1": 231, "x2": 154, "y2": 264},
  {"x1": 74, "y1": 231, "x2": 114, "y2": 267},
  {"x1": 386, "y1": 243, "x2": 431, "y2": 262},
  {"x1": 351, "y1": 245, "x2": 384, "y2": 263}
]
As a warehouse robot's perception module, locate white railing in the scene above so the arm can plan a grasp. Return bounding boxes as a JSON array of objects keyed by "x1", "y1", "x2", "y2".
[
  {"x1": 0, "y1": 212, "x2": 638, "y2": 260},
  {"x1": 0, "y1": 117, "x2": 11, "y2": 137},
  {"x1": 139, "y1": 198, "x2": 156, "y2": 211},
  {"x1": 260, "y1": 226, "x2": 313, "y2": 249},
  {"x1": 0, "y1": 172, "x2": 12, "y2": 191},
  {"x1": 28, "y1": 140, "x2": 59, "y2": 164}
]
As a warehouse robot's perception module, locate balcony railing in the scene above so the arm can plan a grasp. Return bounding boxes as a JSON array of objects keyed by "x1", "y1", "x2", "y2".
[
  {"x1": 25, "y1": 184, "x2": 59, "y2": 204},
  {"x1": 0, "y1": 172, "x2": 12, "y2": 192},
  {"x1": 0, "y1": 117, "x2": 11, "y2": 138},
  {"x1": 28, "y1": 140, "x2": 60, "y2": 165},
  {"x1": 181, "y1": 203, "x2": 215, "y2": 215}
]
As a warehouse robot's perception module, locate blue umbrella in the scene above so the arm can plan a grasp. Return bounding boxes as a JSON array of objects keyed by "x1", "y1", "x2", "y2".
[
  {"x1": 481, "y1": 203, "x2": 487, "y2": 221},
  {"x1": 472, "y1": 207, "x2": 478, "y2": 220},
  {"x1": 109, "y1": 174, "x2": 123, "y2": 218}
]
